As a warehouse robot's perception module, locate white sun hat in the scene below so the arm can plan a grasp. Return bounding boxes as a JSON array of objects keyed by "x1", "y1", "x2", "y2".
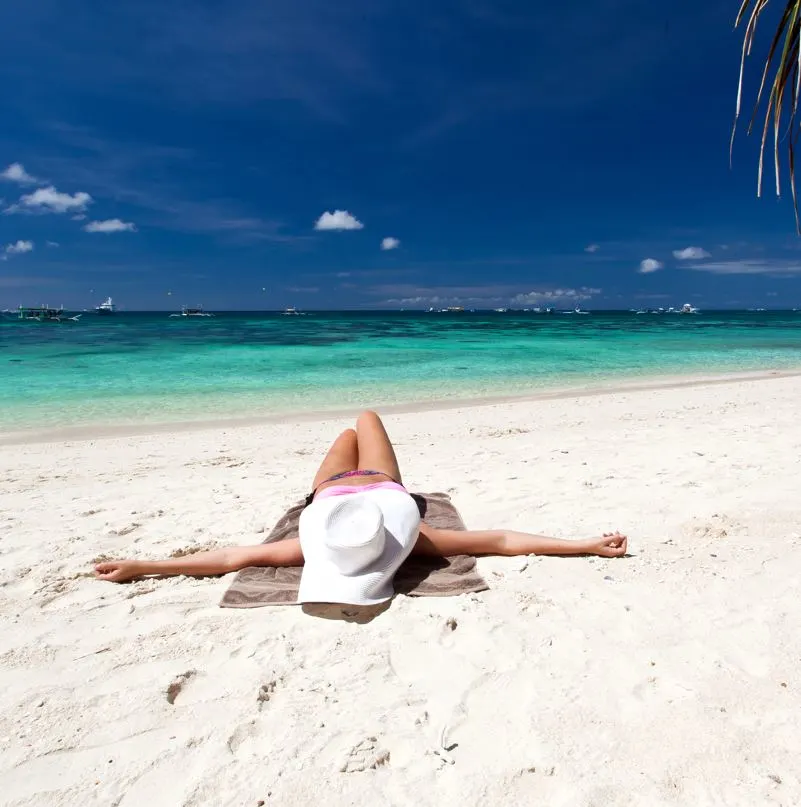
[{"x1": 298, "y1": 488, "x2": 421, "y2": 605}]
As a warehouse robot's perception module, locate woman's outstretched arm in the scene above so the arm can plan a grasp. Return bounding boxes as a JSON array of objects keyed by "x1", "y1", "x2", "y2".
[
  {"x1": 94, "y1": 538, "x2": 304, "y2": 583},
  {"x1": 414, "y1": 524, "x2": 627, "y2": 558}
]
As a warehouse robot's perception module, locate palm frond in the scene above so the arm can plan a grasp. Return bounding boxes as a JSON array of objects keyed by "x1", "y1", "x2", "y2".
[{"x1": 733, "y1": 0, "x2": 801, "y2": 232}]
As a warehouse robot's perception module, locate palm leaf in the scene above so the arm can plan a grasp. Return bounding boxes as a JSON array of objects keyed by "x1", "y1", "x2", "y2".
[{"x1": 732, "y1": 0, "x2": 801, "y2": 231}]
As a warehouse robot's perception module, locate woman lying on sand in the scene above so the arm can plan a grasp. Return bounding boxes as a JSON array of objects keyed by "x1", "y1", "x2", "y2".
[{"x1": 95, "y1": 411, "x2": 627, "y2": 604}]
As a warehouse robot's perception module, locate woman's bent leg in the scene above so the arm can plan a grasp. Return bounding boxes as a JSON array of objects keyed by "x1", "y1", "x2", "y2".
[
  {"x1": 311, "y1": 428, "x2": 359, "y2": 491},
  {"x1": 355, "y1": 410, "x2": 402, "y2": 482}
]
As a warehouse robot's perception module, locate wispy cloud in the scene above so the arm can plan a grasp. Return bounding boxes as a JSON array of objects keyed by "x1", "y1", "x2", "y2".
[
  {"x1": 584, "y1": 244, "x2": 600, "y2": 253},
  {"x1": 46, "y1": 240, "x2": 60, "y2": 247},
  {"x1": 35, "y1": 125, "x2": 296, "y2": 243},
  {"x1": 83, "y1": 218, "x2": 137, "y2": 233},
  {"x1": 1, "y1": 163, "x2": 39, "y2": 185},
  {"x1": 0, "y1": 274, "x2": 51, "y2": 287},
  {"x1": 381, "y1": 236, "x2": 400, "y2": 250},
  {"x1": 402, "y1": 3, "x2": 729, "y2": 147},
  {"x1": 7, "y1": 185, "x2": 92, "y2": 215},
  {"x1": 314, "y1": 210, "x2": 364, "y2": 231},
  {"x1": 685, "y1": 260, "x2": 801, "y2": 276},
  {"x1": 3, "y1": 2, "x2": 387, "y2": 123},
  {"x1": 673, "y1": 246, "x2": 710, "y2": 260},
  {"x1": 3, "y1": 1, "x2": 733, "y2": 145},
  {"x1": 513, "y1": 287, "x2": 600, "y2": 306},
  {"x1": 639, "y1": 258, "x2": 664, "y2": 274},
  {"x1": 371, "y1": 283, "x2": 601, "y2": 307},
  {"x1": 4, "y1": 240, "x2": 34, "y2": 255}
]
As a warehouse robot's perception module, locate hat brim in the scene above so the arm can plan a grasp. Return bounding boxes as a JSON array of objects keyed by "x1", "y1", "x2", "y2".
[{"x1": 298, "y1": 489, "x2": 421, "y2": 605}]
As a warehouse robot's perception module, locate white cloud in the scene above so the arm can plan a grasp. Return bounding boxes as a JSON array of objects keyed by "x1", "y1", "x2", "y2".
[
  {"x1": 1, "y1": 163, "x2": 38, "y2": 185},
  {"x1": 584, "y1": 244, "x2": 600, "y2": 253},
  {"x1": 639, "y1": 258, "x2": 664, "y2": 274},
  {"x1": 4, "y1": 240, "x2": 34, "y2": 255},
  {"x1": 673, "y1": 246, "x2": 710, "y2": 260},
  {"x1": 374, "y1": 283, "x2": 601, "y2": 307},
  {"x1": 382, "y1": 286, "x2": 602, "y2": 308},
  {"x1": 388, "y1": 295, "x2": 445, "y2": 306},
  {"x1": 314, "y1": 210, "x2": 364, "y2": 231},
  {"x1": 512, "y1": 287, "x2": 601, "y2": 306},
  {"x1": 685, "y1": 260, "x2": 801, "y2": 275},
  {"x1": 83, "y1": 218, "x2": 137, "y2": 233},
  {"x1": 381, "y1": 236, "x2": 400, "y2": 251},
  {"x1": 11, "y1": 185, "x2": 92, "y2": 214},
  {"x1": 46, "y1": 240, "x2": 59, "y2": 247}
]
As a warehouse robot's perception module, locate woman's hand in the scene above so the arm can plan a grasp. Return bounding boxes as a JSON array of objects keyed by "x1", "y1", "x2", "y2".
[
  {"x1": 94, "y1": 560, "x2": 143, "y2": 583},
  {"x1": 582, "y1": 532, "x2": 628, "y2": 557}
]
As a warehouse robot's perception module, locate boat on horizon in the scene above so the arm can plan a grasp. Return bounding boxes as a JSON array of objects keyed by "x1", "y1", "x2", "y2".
[
  {"x1": 169, "y1": 306, "x2": 214, "y2": 318},
  {"x1": 14, "y1": 305, "x2": 81, "y2": 323},
  {"x1": 282, "y1": 306, "x2": 306, "y2": 316},
  {"x1": 95, "y1": 296, "x2": 116, "y2": 314},
  {"x1": 680, "y1": 303, "x2": 700, "y2": 314}
]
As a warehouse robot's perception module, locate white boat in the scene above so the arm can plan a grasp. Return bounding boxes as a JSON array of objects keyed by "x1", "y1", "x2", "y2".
[
  {"x1": 169, "y1": 305, "x2": 213, "y2": 318},
  {"x1": 282, "y1": 306, "x2": 301, "y2": 316},
  {"x1": 493, "y1": 307, "x2": 509, "y2": 313},
  {"x1": 95, "y1": 296, "x2": 116, "y2": 314},
  {"x1": 680, "y1": 303, "x2": 699, "y2": 314}
]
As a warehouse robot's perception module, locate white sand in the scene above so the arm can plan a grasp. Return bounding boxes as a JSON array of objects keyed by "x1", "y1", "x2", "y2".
[{"x1": 2, "y1": 374, "x2": 801, "y2": 806}]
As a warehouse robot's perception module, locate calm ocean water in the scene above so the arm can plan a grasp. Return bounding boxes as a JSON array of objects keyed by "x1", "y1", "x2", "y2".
[{"x1": 2, "y1": 310, "x2": 801, "y2": 431}]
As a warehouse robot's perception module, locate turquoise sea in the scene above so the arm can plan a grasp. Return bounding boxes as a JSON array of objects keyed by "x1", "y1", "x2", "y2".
[{"x1": 2, "y1": 310, "x2": 801, "y2": 432}]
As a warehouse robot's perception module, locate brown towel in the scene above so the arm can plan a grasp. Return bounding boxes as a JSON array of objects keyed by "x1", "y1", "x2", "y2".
[{"x1": 219, "y1": 492, "x2": 489, "y2": 608}]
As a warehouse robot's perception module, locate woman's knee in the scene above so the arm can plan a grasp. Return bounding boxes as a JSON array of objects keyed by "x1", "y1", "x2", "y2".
[
  {"x1": 356, "y1": 410, "x2": 381, "y2": 427},
  {"x1": 330, "y1": 428, "x2": 357, "y2": 450}
]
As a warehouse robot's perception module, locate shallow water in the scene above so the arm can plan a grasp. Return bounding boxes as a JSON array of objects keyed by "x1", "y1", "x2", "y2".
[{"x1": 2, "y1": 310, "x2": 800, "y2": 430}]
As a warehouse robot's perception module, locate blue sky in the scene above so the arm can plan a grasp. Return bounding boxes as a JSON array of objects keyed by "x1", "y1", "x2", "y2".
[{"x1": 1, "y1": 0, "x2": 801, "y2": 310}]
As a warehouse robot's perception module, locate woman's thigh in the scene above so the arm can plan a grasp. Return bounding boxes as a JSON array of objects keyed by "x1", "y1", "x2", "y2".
[
  {"x1": 311, "y1": 428, "x2": 359, "y2": 491},
  {"x1": 355, "y1": 410, "x2": 402, "y2": 482}
]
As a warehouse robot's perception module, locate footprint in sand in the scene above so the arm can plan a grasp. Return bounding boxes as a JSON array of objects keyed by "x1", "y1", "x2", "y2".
[
  {"x1": 340, "y1": 737, "x2": 390, "y2": 773},
  {"x1": 256, "y1": 679, "x2": 281, "y2": 709},
  {"x1": 682, "y1": 513, "x2": 742, "y2": 541},
  {"x1": 227, "y1": 719, "x2": 259, "y2": 754},
  {"x1": 166, "y1": 670, "x2": 197, "y2": 705},
  {"x1": 110, "y1": 522, "x2": 141, "y2": 537}
]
